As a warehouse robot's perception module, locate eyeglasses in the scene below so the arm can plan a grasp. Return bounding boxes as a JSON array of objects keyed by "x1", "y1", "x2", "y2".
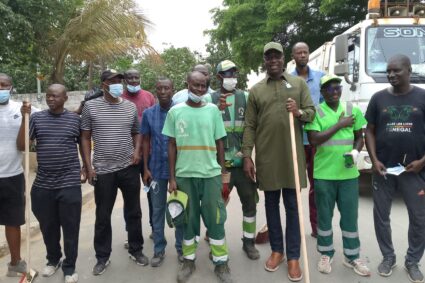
[{"x1": 324, "y1": 85, "x2": 342, "y2": 93}]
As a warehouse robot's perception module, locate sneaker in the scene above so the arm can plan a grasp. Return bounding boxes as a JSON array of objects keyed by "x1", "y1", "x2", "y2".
[
  {"x1": 378, "y1": 256, "x2": 397, "y2": 277},
  {"x1": 242, "y1": 238, "x2": 260, "y2": 260},
  {"x1": 65, "y1": 272, "x2": 79, "y2": 283},
  {"x1": 343, "y1": 257, "x2": 371, "y2": 277},
  {"x1": 177, "y1": 259, "x2": 195, "y2": 283},
  {"x1": 92, "y1": 260, "x2": 110, "y2": 276},
  {"x1": 42, "y1": 261, "x2": 62, "y2": 277},
  {"x1": 214, "y1": 263, "x2": 233, "y2": 283},
  {"x1": 405, "y1": 261, "x2": 424, "y2": 283},
  {"x1": 151, "y1": 251, "x2": 165, "y2": 267},
  {"x1": 124, "y1": 240, "x2": 129, "y2": 249},
  {"x1": 6, "y1": 260, "x2": 27, "y2": 277},
  {"x1": 129, "y1": 251, "x2": 149, "y2": 266},
  {"x1": 317, "y1": 255, "x2": 333, "y2": 274}
]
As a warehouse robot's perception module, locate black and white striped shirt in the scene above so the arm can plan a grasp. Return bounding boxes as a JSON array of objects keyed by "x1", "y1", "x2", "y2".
[
  {"x1": 30, "y1": 109, "x2": 81, "y2": 189},
  {"x1": 81, "y1": 97, "x2": 139, "y2": 174}
]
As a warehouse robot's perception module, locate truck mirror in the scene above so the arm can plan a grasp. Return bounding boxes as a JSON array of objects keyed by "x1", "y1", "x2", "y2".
[
  {"x1": 334, "y1": 63, "x2": 349, "y2": 76},
  {"x1": 335, "y1": 34, "x2": 348, "y2": 62}
]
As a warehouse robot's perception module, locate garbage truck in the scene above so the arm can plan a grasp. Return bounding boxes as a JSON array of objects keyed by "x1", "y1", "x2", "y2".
[{"x1": 287, "y1": 0, "x2": 425, "y2": 172}]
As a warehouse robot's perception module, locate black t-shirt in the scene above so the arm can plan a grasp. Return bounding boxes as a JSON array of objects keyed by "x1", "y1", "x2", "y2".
[{"x1": 365, "y1": 86, "x2": 425, "y2": 167}]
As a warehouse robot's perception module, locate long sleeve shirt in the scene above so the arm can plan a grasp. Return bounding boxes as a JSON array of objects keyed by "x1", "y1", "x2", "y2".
[{"x1": 242, "y1": 72, "x2": 315, "y2": 190}]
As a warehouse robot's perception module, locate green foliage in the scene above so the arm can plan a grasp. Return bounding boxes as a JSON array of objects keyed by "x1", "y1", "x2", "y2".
[
  {"x1": 128, "y1": 46, "x2": 198, "y2": 94},
  {"x1": 207, "y1": 0, "x2": 367, "y2": 72}
]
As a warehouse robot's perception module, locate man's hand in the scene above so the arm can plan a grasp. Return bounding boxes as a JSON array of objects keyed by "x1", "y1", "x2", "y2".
[
  {"x1": 20, "y1": 101, "x2": 31, "y2": 116},
  {"x1": 86, "y1": 168, "x2": 97, "y2": 186},
  {"x1": 132, "y1": 151, "x2": 141, "y2": 165},
  {"x1": 80, "y1": 167, "x2": 87, "y2": 184},
  {"x1": 338, "y1": 112, "x2": 355, "y2": 128},
  {"x1": 143, "y1": 169, "x2": 153, "y2": 185},
  {"x1": 372, "y1": 159, "x2": 387, "y2": 176},
  {"x1": 286, "y1": 98, "x2": 301, "y2": 117},
  {"x1": 218, "y1": 93, "x2": 233, "y2": 111},
  {"x1": 405, "y1": 159, "x2": 425, "y2": 174},
  {"x1": 168, "y1": 178, "x2": 178, "y2": 195},
  {"x1": 243, "y1": 157, "x2": 256, "y2": 182}
]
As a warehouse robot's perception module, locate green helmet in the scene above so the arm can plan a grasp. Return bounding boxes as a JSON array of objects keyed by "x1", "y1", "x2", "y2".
[{"x1": 166, "y1": 190, "x2": 188, "y2": 228}]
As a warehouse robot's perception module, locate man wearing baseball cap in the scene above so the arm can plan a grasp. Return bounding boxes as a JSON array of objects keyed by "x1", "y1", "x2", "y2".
[
  {"x1": 210, "y1": 60, "x2": 259, "y2": 260},
  {"x1": 243, "y1": 42, "x2": 315, "y2": 281},
  {"x1": 81, "y1": 69, "x2": 147, "y2": 275},
  {"x1": 305, "y1": 74, "x2": 370, "y2": 277}
]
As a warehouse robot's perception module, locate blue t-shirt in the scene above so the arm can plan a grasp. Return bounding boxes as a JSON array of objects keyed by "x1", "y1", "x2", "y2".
[
  {"x1": 30, "y1": 109, "x2": 81, "y2": 189},
  {"x1": 140, "y1": 103, "x2": 172, "y2": 180}
]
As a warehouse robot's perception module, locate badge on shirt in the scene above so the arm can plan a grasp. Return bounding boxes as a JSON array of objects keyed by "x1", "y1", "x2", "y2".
[{"x1": 283, "y1": 81, "x2": 292, "y2": 89}]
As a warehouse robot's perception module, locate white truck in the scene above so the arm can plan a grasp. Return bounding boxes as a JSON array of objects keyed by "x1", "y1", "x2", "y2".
[{"x1": 287, "y1": 0, "x2": 425, "y2": 172}]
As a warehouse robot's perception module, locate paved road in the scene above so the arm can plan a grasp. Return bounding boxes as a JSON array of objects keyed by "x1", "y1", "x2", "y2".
[{"x1": 0, "y1": 185, "x2": 422, "y2": 283}]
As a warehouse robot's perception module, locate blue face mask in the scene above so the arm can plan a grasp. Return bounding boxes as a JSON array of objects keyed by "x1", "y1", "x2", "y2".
[
  {"x1": 108, "y1": 84, "x2": 123, "y2": 98},
  {"x1": 0, "y1": 89, "x2": 11, "y2": 103},
  {"x1": 188, "y1": 90, "x2": 205, "y2": 103},
  {"x1": 127, "y1": 84, "x2": 141, "y2": 93}
]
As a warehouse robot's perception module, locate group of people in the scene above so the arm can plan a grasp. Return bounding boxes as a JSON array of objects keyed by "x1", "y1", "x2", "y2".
[{"x1": 0, "y1": 40, "x2": 424, "y2": 283}]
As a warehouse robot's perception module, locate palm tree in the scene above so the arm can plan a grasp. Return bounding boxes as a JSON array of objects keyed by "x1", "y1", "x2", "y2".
[{"x1": 50, "y1": 0, "x2": 154, "y2": 84}]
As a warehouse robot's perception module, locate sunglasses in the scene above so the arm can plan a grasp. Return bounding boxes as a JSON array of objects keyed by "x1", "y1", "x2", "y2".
[
  {"x1": 219, "y1": 71, "x2": 238, "y2": 78},
  {"x1": 324, "y1": 85, "x2": 342, "y2": 93}
]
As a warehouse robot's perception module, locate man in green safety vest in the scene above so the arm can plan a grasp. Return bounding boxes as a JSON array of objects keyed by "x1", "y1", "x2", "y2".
[{"x1": 210, "y1": 60, "x2": 259, "y2": 260}]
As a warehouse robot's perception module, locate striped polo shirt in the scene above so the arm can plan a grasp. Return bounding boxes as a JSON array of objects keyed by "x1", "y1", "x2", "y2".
[
  {"x1": 81, "y1": 97, "x2": 139, "y2": 174},
  {"x1": 30, "y1": 109, "x2": 81, "y2": 189}
]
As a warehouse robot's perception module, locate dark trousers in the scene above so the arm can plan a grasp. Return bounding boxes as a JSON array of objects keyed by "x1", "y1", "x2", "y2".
[
  {"x1": 94, "y1": 165, "x2": 143, "y2": 262},
  {"x1": 264, "y1": 188, "x2": 300, "y2": 260},
  {"x1": 124, "y1": 160, "x2": 153, "y2": 231},
  {"x1": 32, "y1": 186, "x2": 82, "y2": 276},
  {"x1": 304, "y1": 145, "x2": 317, "y2": 235},
  {"x1": 373, "y1": 172, "x2": 425, "y2": 263}
]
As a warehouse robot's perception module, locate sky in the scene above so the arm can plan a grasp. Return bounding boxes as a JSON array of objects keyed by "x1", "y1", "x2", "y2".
[
  {"x1": 135, "y1": 0, "x2": 263, "y2": 87},
  {"x1": 136, "y1": 0, "x2": 223, "y2": 54}
]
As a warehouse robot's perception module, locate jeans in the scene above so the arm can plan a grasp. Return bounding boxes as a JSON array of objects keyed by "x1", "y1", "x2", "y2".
[
  {"x1": 123, "y1": 160, "x2": 153, "y2": 231},
  {"x1": 151, "y1": 179, "x2": 183, "y2": 254},
  {"x1": 373, "y1": 172, "x2": 425, "y2": 263},
  {"x1": 264, "y1": 188, "x2": 300, "y2": 260},
  {"x1": 94, "y1": 165, "x2": 143, "y2": 262},
  {"x1": 32, "y1": 186, "x2": 82, "y2": 276}
]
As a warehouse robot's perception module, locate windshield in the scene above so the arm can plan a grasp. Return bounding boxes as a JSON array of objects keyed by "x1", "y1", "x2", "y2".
[{"x1": 366, "y1": 26, "x2": 425, "y2": 80}]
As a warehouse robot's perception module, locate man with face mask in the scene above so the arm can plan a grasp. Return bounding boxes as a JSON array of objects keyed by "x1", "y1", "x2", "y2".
[
  {"x1": 0, "y1": 73, "x2": 37, "y2": 277},
  {"x1": 163, "y1": 71, "x2": 231, "y2": 283},
  {"x1": 80, "y1": 70, "x2": 147, "y2": 275},
  {"x1": 122, "y1": 68, "x2": 155, "y2": 246},
  {"x1": 172, "y1": 64, "x2": 214, "y2": 104},
  {"x1": 210, "y1": 60, "x2": 259, "y2": 260}
]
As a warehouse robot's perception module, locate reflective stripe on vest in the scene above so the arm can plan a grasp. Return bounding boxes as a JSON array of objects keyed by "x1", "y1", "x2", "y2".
[
  {"x1": 320, "y1": 139, "x2": 353, "y2": 147},
  {"x1": 316, "y1": 101, "x2": 353, "y2": 118}
]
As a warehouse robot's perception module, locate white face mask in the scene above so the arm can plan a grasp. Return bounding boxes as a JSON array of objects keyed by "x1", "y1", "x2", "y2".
[
  {"x1": 222, "y1": 78, "x2": 237, "y2": 91},
  {"x1": 188, "y1": 90, "x2": 205, "y2": 103}
]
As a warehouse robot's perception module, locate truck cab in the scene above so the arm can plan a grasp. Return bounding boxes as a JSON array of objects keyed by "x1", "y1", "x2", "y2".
[{"x1": 287, "y1": 0, "x2": 425, "y2": 171}]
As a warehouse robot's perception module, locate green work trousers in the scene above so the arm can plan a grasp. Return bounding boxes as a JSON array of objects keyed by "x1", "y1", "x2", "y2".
[
  {"x1": 228, "y1": 167, "x2": 258, "y2": 239},
  {"x1": 315, "y1": 178, "x2": 361, "y2": 260},
  {"x1": 176, "y1": 176, "x2": 229, "y2": 265}
]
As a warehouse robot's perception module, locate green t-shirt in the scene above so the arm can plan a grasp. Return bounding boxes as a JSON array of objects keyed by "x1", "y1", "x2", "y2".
[
  {"x1": 162, "y1": 102, "x2": 226, "y2": 178},
  {"x1": 304, "y1": 102, "x2": 367, "y2": 180}
]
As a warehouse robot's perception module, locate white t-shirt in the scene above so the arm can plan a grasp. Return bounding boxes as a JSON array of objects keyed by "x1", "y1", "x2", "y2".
[{"x1": 0, "y1": 100, "x2": 37, "y2": 178}]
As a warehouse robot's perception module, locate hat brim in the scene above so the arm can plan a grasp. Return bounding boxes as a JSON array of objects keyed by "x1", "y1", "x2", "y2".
[{"x1": 106, "y1": 73, "x2": 124, "y2": 81}]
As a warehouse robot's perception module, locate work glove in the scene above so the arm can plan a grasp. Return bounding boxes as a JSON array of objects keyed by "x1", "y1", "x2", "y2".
[{"x1": 221, "y1": 172, "x2": 231, "y2": 203}]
